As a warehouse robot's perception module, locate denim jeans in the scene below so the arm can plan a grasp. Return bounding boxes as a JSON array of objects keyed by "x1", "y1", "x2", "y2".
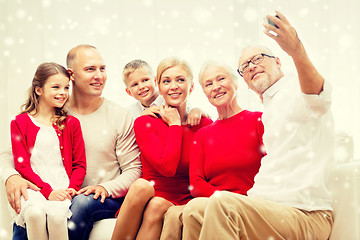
[
  {"x1": 12, "y1": 194, "x2": 123, "y2": 240},
  {"x1": 68, "y1": 194, "x2": 124, "y2": 240},
  {"x1": 12, "y1": 224, "x2": 28, "y2": 240}
]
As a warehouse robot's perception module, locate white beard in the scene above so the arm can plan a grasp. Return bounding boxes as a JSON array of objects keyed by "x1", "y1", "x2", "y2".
[{"x1": 250, "y1": 77, "x2": 272, "y2": 95}]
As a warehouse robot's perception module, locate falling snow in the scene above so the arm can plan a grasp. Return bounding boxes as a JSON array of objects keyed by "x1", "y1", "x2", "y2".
[{"x1": 0, "y1": 1, "x2": 360, "y2": 237}]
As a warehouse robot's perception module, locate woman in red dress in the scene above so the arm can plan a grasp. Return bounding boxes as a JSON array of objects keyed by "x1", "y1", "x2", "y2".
[{"x1": 111, "y1": 57, "x2": 212, "y2": 240}]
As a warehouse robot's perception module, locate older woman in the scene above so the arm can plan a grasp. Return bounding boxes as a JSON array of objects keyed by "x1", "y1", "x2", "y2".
[
  {"x1": 111, "y1": 57, "x2": 212, "y2": 240},
  {"x1": 160, "y1": 62, "x2": 265, "y2": 240}
]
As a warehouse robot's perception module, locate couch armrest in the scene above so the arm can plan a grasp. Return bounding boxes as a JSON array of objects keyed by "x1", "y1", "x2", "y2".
[
  {"x1": 329, "y1": 160, "x2": 360, "y2": 240},
  {"x1": 89, "y1": 218, "x2": 116, "y2": 240},
  {"x1": 0, "y1": 181, "x2": 12, "y2": 239}
]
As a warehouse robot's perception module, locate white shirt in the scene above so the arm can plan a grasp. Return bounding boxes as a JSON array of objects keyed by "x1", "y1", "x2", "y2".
[
  {"x1": 28, "y1": 115, "x2": 69, "y2": 190},
  {"x1": 127, "y1": 95, "x2": 164, "y2": 119},
  {"x1": 247, "y1": 74, "x2": 335, "y2": 211}
]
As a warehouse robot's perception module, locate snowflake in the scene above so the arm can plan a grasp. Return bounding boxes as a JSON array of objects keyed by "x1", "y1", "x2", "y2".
[
  {"x1": 260, "y1": 145, "x2": 266, "y2": 154},
  {"x1": 4, "y1": 50, "x2": 10, "y2": 57},
  {"x1": 142, "y1": 0, "x2": 153, "y2": 7},
  {"x1": 16, "y1": 9, "x2": 27, "y2": 19},
  {"x1": 298, "y1": 8, "x2": 309, "y2": 17},
  {"x1": 97, "y1": 169, "x2": 106, "y2": 178},
  {"x1": 68, "y1": 220, "x2": 76, "y2": 231},
  {"x1": 343, "y1": 181, "x2": 350, "y2": 189}
]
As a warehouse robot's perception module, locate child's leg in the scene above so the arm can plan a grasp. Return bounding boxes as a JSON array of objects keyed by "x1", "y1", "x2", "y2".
[
  {"x1": 47, "y1": 214, "x2": 69, "y2": 240},
  {"x1": 23, "y1": 206, "x2": 47, "y2": 240}
]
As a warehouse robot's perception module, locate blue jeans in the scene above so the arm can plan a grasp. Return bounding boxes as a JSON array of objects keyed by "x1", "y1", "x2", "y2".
[
  {"x1": 68, "y1": 194, "x2": 124, "y2": 240},
  {"x1": 12, "y1": 224, "x2": 27, "y2": 240},
  {"x1": 12, "y1": 194, "x2": 123, "y2": 240}
]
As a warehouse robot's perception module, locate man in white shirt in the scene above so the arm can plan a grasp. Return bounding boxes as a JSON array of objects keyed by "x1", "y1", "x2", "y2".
[
  {"x1": 3, "y1": 44, "x2": 142, "y2": 240},
  {"x1": 182, "y1": 11, "x2": 334, "y2": 240}
]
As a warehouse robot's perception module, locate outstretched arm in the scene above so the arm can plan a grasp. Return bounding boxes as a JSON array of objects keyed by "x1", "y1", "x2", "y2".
[{"x1": 264, "y1": 10, "x2": 324, "y2": 95}]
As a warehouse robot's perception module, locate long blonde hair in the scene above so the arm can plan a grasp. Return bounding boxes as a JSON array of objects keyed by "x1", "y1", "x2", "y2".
[
  {"x1": 156, "y1": 57, "x2": 193, "y2": 85},
  {"x1": 21, "y1": 62, "x2": 70, "y2": 129}
]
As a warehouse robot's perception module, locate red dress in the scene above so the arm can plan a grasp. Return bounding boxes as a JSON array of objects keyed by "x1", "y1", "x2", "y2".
[
  {"x1": 190, "y1": 110, "x2": 265, "y2": 197},
  {"x1": 134, "y1": 116, "x2": 213, "y2": 205}
]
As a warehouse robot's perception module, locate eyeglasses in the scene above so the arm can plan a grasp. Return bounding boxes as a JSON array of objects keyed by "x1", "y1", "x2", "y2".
[{"x1": 237, "y1": 53, "x2": 275, "y2": 77}]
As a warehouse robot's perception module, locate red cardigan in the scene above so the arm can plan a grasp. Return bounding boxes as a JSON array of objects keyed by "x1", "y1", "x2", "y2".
[
  {"x1": 134, "y1": 116, "x2": 213, "y2": 205},
  {"x1": 11, "y1": 113, "x2": 86, "y2": 199}
]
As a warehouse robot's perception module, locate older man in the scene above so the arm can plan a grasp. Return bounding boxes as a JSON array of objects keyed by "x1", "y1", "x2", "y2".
[
  {"x1": 183, "y1": 11, "x2": 334, "y2": 240},
  {"x1": 3, "y1": 44, "x2": 141, "y2": 240}
]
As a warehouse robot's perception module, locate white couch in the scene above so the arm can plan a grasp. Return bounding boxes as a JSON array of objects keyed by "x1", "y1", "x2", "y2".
[{"x1": 1, "y1": 132, "x2": 359, "y2": 240}]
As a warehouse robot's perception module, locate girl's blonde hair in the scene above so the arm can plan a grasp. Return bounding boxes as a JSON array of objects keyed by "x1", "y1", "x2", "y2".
[
  {"x1": 156, "y1": 57, "x2": 193, "y2": 85},
  {"x1": 21, "y1": 62, "x2": 70, "y2": 129}
]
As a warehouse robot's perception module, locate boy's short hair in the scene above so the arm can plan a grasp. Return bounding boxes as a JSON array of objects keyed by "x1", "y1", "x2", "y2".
[{"x1": 122, "y1": 60, "x2": 154, "y2": 85}]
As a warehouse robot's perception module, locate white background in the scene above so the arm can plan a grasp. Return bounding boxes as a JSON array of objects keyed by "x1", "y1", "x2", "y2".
[
  {"x1": 0, "y1": 0, "x2": 359, "y2": 238},
  {"x1": 1, "y1": 0, "x2": 359, "y2": 159}
]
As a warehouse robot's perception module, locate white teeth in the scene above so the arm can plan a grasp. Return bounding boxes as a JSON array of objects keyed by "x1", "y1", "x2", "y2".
[
  {"x1": 214, "y1": 93, "x2": 225, "y2": 98},
  {"x1": 139, "y1": 90, "x2": 148, "y2": 96}
]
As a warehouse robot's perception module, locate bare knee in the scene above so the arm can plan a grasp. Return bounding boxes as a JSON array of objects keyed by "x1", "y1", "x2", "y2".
[
  {"x1": 128, "y1": 179, "x2": 155, "y2": 206},
  {"x1": 143, "y1": 197, "x2": 173, "y2": 224}
]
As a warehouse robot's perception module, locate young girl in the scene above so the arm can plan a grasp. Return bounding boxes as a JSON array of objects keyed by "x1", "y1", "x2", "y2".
[
  {"x1": 111, "y1": 57, "x2": 213, "y2": 240},
  {"x1": 10, "y1": 62, "x2": 86, "y2": 240}
]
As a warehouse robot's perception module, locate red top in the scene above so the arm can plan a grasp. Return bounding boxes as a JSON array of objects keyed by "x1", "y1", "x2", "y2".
[
  {"x1": 190, "y1": 110, "x2": 265, "y2": 197},
  {"x1": 134, "y1": 116, "x2": 213, "y2": 205},
  {"x1": 11, "y1": 113, "x2": 86, "y2": 199}
]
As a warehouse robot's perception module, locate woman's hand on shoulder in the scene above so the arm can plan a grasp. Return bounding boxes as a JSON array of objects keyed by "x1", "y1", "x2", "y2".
[{"x1": 159, "y1": 105, "x2": 181, "y2": 126}]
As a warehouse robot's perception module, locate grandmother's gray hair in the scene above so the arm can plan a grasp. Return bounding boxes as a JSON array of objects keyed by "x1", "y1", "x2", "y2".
[{"x1": 198, "y1": 61, "x2": 239, "y2": 87}]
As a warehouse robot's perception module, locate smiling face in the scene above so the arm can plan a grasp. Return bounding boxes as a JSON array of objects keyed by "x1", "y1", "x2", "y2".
[
  {"x1": 158, "y1": 65, "x2": 193, "y2": 108},
  {"x1": 238, "y1": 46, "x2": 282, "y2": 96},
  {"x1": 125, "y1": 68, "x2": 158, "y2": 107},
  {"x1": 36, "y1": 73, "x2": 70, "y2": 110},
  {"x1": 69, "y1": 47, "x2": 107, "y2": 98},
  {"x1": 200, "y1": 65, "x2": 238, "y2": 109}
]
